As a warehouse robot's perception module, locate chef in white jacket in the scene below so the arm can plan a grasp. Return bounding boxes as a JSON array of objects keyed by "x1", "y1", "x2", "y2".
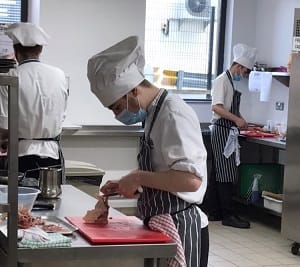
[
  {"x1": 209, "y1": 43, "x2": 257, "y2": 228},
  {"x1": 0, "y1": 23, "x2": 68, "y2": 183},
  {"x1": 87, "y1": 36, "x2": 208, "y2": 267}
]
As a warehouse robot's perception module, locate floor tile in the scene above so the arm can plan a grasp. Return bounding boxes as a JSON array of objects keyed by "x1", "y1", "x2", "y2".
[{"x1": 208, "y1": 219, "x2": 300, "y2": 267}]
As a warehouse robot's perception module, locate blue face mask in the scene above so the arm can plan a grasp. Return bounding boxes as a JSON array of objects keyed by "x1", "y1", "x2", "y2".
[
  {"x1": 233, "y1": 73, "x2": 243, "y2": 81},
  {"x1": 116, "y1": 95, "x2": 147, "y2": 125}
]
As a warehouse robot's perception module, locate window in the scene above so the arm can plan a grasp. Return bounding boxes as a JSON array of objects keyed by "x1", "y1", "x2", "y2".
[
  {"x1": 0, "y1": 0, "x2": 27, "y2": 24},
  {"x1": 144, "y1": 0, "x2": 225, "y2": 100}
]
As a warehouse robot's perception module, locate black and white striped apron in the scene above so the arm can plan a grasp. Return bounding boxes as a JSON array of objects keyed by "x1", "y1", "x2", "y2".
[
  {"x1": 137, "y1": 90, "x2": 201, "y2": 267},
  {"x1": 211, "y1": 70, "x2": 241, "y2": 183}
]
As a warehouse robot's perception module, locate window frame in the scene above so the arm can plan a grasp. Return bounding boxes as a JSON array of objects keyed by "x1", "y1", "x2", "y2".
[
  {"x1": 0, "y1": 0, "x2": 28, "y2": 24},
  {"x1": 144, "y1": 0, "x2": 227, "y2": 102}
]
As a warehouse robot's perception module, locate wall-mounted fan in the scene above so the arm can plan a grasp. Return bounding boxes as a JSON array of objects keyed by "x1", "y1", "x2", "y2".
[{"x1": 185, "y1": 0, "x2": 210, "y2": 17}]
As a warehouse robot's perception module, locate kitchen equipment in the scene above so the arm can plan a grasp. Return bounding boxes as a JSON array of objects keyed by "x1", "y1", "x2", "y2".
[
  {"x1": 65, "y1": 160, "x2": 105, "y2": 197},
  {"x1": 263, "y1": 195, "x2": 283, "y2": 213},
  {"x1": 38, "y1": 167, "x2": 62, "y2": 199},
  {"x1": 0, "y1": 185, "x2": 40, "y2": 211},
  {"x1": 39, "y1": 216, "x2": 78, "y2": 235},
  {"x1": 66, "y1": 216, "x2": 172, "y2": 244},
  {"x1": 32, "y1": 201, "x2": 54, "y2": 210}
]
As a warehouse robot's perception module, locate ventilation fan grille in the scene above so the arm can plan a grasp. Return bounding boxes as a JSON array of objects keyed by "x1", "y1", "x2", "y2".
[{"x1": 186, "y1": 0, "x2": 211, "y2": 17}]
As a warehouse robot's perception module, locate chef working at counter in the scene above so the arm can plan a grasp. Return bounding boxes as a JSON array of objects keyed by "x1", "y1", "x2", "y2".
[
  {"x1": 0, "y1": 22, "x2": 68, "y2": 183},
  {"x1": 209, "y1": 43, "x2": 257, "y2": 229},
  {"x1": 87, "y1": 36, "x2": 208, "y2": 267}
]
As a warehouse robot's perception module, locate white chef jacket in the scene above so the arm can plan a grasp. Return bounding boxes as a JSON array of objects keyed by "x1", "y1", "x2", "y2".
[
  {"x1": 211, "y1": 71, "x2": 234, "y2": 122},
  {"x1": 0, "y1": 61, "x2": 68, "y2": 159},
  {"x1": 144, "y1": 90, "x2": 208, "y2": 228}
]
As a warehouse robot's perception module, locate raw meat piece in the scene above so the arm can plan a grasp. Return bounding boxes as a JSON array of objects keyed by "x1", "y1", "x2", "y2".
[{"x1": 83, "y1": 195, "x2": 109, "y2": 224}]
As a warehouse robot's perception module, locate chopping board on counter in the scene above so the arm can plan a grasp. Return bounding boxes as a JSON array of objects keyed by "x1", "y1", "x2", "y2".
[
  {"x1": 66, "y1": 216, "x2": 173, "y2": 245},
  {"x1": 240, "y1": 130, "x2": 276, "y2": 138}
]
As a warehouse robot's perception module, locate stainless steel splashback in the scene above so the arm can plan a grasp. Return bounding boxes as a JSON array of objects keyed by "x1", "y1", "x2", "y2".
[{"x1": 281, "y1": 53, "x2": 300, "y2": 242}]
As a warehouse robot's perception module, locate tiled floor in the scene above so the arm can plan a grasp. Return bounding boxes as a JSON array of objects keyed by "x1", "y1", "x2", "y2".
[{"x1": 208, "y1": 220, "x2": 300, "y2": 267}]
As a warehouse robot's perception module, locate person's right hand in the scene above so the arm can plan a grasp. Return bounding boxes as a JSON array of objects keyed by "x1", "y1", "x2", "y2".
[
  {"x1": 99, "y1": 180, "x2": 120, "y2": 196},
  {"x1": 235, "y1": 117, "x2": 248, "y2": 129}
]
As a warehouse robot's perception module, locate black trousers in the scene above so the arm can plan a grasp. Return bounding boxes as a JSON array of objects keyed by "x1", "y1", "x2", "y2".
[
  {"x1": 216, "y1": 181, "x2": 235, "y2": 218},
  {"x1": 202, "y1": 174, "x2": 235, "y2": 218},
  {"x1": 19, "y1": 155, "x2": 61, "y2": 179},
  {"x1": 200, "y1": 226, "x2": 209, "y2": 267}
]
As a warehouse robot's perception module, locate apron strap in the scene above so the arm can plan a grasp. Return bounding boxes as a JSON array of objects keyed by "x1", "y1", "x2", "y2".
[
  {"x1": 19, "y1": 135, "x2": 61, "y2": 142},
  {"x1": 226, "y1": 70, "x2": 235, "y2": 91},
  {"x1": 147, "y1": 89, "x2": 168, "y2": 136}
]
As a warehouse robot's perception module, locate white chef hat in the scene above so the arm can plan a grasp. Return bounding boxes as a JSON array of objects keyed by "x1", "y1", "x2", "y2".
[
  {"x1": 5, "y1": 22, "x2": 49, "y2": 46},
  {"x1": 233, "y1": 43, "x2": 257, "y2": 70},
  {"x1": 87, "y1": 36, "x2": 145, "y2": 107}
]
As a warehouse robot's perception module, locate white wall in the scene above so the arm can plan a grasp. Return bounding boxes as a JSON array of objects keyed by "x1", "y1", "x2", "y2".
[
  {"x1": 35, "y1": 0, "x2": 300, "y2": 127},
  {"x1": 39, "y1": 0, "x2": 146, "y2": 126},
  {"x1": 61, "y1": 135, "x2": 139, "y2": 185}
]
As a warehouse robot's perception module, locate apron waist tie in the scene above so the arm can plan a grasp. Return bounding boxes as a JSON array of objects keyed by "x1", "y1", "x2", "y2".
[
  {"x1": 19, "y1": 135, "x2": 61, "y2": 142},
  {"x1": 214, "y1": 122, "x2": 235, "y2": 130},
  {"x1": 148, "y1": 214, "x2": 187, "y2": 267},
  {"x1": 18, "y1": 135, "x2": 66, "y2": 184}
]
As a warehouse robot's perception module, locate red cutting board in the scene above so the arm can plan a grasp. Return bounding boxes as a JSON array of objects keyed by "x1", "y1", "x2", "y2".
[
  {"x1": 240, "y1": 130, "x2": 276, "y2": 138},
  {"x1": 66, "y1": 216, "x2": 173, "y2": 244}
]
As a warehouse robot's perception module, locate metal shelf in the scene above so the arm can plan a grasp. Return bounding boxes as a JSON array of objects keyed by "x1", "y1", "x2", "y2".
[
  {"x1": 272, "y1": 72, "x2": 290, "y2": 87},
  {"x1": 0, "y1": 74, "x2": 19, "y2": 267}
]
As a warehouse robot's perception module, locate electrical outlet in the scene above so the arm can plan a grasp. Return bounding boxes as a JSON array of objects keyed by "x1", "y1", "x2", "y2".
[{"x1": 275, "y1": 102, "x2": 284, "y2": 111}]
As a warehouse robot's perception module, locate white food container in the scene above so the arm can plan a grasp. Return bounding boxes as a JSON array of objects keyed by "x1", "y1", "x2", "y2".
[{"x1": 263, "y1": 195, "x2": 283, "y2": 213}]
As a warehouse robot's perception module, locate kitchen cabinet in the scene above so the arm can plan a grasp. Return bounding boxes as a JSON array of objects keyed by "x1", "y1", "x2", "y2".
[
  {"x1": 238, "y1": 136, "x2": 285, "y2": 217},
  {"x1": 281, "y1": 52, "x2": 300, "y2": 254}
]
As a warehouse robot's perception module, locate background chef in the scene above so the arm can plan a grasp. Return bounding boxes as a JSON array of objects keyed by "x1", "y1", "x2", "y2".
[
  {"x1": 209, "y1": 43, "x2": 257, "y2": 229},
  {"x1": 0, "y1": 22, "x2": 68, "y2": 184}
]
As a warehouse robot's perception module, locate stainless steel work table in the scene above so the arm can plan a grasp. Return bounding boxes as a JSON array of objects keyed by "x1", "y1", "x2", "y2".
[
  {"x1": 239, "y1": 135, "x2": 286, "y2": 165},
  {"x1": 16, "y1": 185, "x2": 176, "y2": 267},
  {"x1": 239, "y1": 135, "x2": 286, "y2": 150}
]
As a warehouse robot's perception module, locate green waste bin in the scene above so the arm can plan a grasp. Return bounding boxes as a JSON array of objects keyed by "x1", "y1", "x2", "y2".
[{"x1": 239, "y1": 163, "x2": 283, "y2": 199}]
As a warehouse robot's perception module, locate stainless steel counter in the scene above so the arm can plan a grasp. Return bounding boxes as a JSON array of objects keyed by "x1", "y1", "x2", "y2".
[
  {"x1": 239, "y1": 136, "x2": 286, "y2": 150},
  {"x1": 62, "y1": 125, "x2": 144, "y2": 137},
  {"x1": 4, "y1": 185, "x2": 176, "y2": 267},
  {"x1": 62, "y1": 123, "x2": 212, "y2": 137}
]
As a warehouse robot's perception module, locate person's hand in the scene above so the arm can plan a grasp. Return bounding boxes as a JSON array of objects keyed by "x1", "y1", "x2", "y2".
[
  {"x1": 99, "y1": 180, "x2": 119, "y2": 195},
  {"x1": 247, "y1": 126, "x2": 263, "y2": 132},
  {"x1": 118, "y1": 170, "x2": 142, "y2": 198},
  {"x1": 235, "y1": 117, "x2": 248, "y2": 129}
]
